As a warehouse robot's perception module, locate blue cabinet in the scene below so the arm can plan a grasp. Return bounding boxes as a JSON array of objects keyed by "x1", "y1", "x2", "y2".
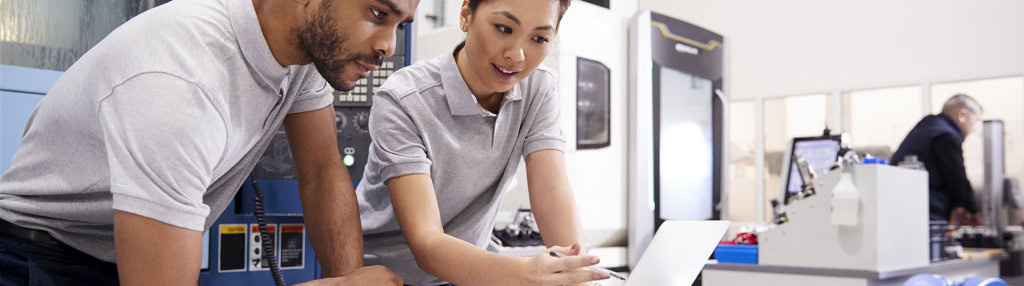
[{"x1": 0, "y1": 65, "x2": 62, "y2": 174}]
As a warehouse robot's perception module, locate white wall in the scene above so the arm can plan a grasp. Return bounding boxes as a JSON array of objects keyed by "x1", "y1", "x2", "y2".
[
  {"x1": 415, "y1": 26, "x2": 463, "y2": 63},
  {"x1": 638, "y1": 0, "x2": 1024, "y2": 100},
  {"x1": 412, "y1": 0, "x2": 459, "y2": 39}
]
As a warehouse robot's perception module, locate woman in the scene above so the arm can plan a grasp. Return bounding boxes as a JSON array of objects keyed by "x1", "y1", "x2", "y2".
[{"x1": 355, "y1": 0, "x2": 606, "y2": 285}]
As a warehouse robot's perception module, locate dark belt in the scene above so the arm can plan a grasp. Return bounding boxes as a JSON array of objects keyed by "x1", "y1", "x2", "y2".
[{"x1": 0, "y1": 219, "x2": 72, "y2": 251}]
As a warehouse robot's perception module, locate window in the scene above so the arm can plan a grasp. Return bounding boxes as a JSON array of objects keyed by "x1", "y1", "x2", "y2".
[
  {"x1": 728, "y1": 100, "x2": 757, "y2": 222},
  {"x1": 842, "y1": 86, "x2": 923, "y2": 160},
  {"x1": 762, "y1": 94, "x2": 834, "y2": 219}
]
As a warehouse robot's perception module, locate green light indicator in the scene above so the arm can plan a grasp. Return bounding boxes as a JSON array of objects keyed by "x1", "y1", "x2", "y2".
[{"x1": 343, "y1": 155, "x2": 355, "y2": 167}]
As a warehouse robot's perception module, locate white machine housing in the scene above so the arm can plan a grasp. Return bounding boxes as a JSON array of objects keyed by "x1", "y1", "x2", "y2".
[
  {"x1": 759, "y1": 164, "x2": 930, "y2": 272},
  {"x1": 627, "y1": 10, "x2": 657, "y2": 269},
  {"x1": 628, "y1": 10, "x2": 728, "y2": 268}
]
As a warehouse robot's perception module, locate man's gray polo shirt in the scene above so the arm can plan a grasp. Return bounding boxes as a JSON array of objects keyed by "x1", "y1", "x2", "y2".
[
  {"x1": 0, "y1": 0, "x2": 331, "y2": 262},
  {"x1": 356, "y1": 49, "x2": 565, "y2": 285}
]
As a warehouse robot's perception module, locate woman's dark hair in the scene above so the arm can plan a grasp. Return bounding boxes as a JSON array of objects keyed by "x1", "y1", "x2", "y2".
[{"x1": 467, "y1": 0, "x2": 571, "y2": 24}]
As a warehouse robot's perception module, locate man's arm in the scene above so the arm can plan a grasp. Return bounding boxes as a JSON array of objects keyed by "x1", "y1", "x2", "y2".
[
  {"x1": 525, "y1": 150, "x2": 585, "y2": 251},
  {"x1": 387, "y1": 174, "x2": 604, "y2": 285},
  {"x1": 931, "y1": 134, "x2": 979, "y2": 213},
  {"x1": 114, "y1": 211, "x2": 202, "y2": 285},
  {"x1": 100, "y1": 73, "x2": 227, "y2": 285},
  {"x1": 284, "y1": 106, "x2": 363, "y2": 276}
]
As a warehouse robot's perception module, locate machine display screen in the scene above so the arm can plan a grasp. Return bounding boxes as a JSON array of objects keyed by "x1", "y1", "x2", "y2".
[
  {"x1": 785, "y1": 139, "x2": 841, "y2": 198},
  {"x1": 576, "y1": 58, "x2": 611, "y2": 149},
  {"x1": 657, "y1": 66, "x2": 713, "y2": 220}
]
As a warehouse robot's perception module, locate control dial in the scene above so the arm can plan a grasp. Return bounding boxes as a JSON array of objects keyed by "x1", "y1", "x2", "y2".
[
  {"x1": 334, "y1": 110, "x2": 348, "y2": 129},
  {"x1": 354, "y1": 111, "x2": 370, "y2": 132}
]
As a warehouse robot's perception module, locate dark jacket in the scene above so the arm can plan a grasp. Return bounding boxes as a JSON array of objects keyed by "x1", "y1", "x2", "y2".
[{"x1": 890, "y1": 114, "x2": 977, "y2": 221}]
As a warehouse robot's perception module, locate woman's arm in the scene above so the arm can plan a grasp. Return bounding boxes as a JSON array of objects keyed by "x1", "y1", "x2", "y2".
[
  {"x1": 387, "y1": 174, "x2": 606, "y2": 285},
  {"x1": 524, "y1": 150, "x2": 585, "y2": 252}
]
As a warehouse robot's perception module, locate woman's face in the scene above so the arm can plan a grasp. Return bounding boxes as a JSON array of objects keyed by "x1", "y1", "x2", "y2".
[{"x1": 460, "y1": 0, "x2": 560, "y2": 94}]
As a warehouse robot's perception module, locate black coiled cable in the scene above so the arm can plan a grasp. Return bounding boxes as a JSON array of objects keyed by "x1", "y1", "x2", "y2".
[{"x1": 252, "y1": 179, "x2": 287, "y2": 286}]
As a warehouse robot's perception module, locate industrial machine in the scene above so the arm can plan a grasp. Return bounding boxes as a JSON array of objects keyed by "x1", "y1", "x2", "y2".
[
  {"x1": 198, "y1": 26, "x2": 415, "y2": 285},
  {"x1": 627, "y1": 10, "x2": 727, "y2": 268},
  {"x1": 487, "y1": 208, "x2": 547, "y2": 257},
  {"x1": 934, "y1": 120, "x2": 1024, "y2": 276},
  {"x1": 759, "y1": 161, "x2": 931, "y2": 271},
  {"x1": 979, "y1": 120, "x2": 1024, "y2": 244},
  {"x1": 978, "y1": 120, "x2": 1024, "y2": 276},
  {"x1": 758, "y1": 132, "x2": 931, "y2": 271},
  {"x1": 704, "y1": 134, "x2": 1008, "y2": 285}
]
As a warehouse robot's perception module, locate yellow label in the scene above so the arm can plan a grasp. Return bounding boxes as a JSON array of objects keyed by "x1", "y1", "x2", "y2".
[{"x1": 220, "y1": 225, "x2": 246, "y2": 234}]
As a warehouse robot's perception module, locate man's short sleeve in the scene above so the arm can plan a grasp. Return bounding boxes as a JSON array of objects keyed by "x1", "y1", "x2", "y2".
[
  {"x1": 288, "y1": 71, "x2": 332, "y2": 114},
  {"x1": 522, "y1": 82, "x2": 566, "y2": 157},
  {"x1": 99, "y1": 73, "x2": 228, "y2": 231},
  {"x1": 368, "y1": 90, "x2": 431, "y2": 182}
]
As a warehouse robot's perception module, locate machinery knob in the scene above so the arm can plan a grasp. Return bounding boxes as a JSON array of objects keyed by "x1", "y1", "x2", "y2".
[
  {"x1": 335, "y1": 110, "x2": 348, "y2": 129},
  {"x1": 354, "y1": 112, "x2": 370, "y2": 131}
]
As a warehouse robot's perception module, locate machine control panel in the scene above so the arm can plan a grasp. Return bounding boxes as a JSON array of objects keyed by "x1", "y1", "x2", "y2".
[
  {"x1": 255, "y1": 55, "x2": 407, "y2": 182},
  {"x1": 332, "y1": 55, "x2": 405, "y2": 181},
  {"x1": 202, "y1": 24, "x2": 413, "y2": 286}
]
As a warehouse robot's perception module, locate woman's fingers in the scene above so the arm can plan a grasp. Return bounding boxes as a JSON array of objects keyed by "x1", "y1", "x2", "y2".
[
  {"x1": 544, "y1": 252, "x2": 600, "y2": 273},
  {"x1": 544, "y1": 268, "x2": 609, "y2": 285},
  {"x1": 548, "y1": 243, "x2": 582, "y2": 256}
]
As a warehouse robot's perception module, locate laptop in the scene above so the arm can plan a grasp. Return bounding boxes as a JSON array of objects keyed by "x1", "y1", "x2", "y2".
[{"x1": 623, "y1": 220, "x2": 730, "y2": 286}]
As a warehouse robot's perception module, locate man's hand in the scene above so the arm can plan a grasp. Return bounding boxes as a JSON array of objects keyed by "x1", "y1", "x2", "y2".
[
  {"x1": 950, "y1": 207, "x2": 982, "y2": 226},
  {"x1": 293, "y1": 266, "x2": 402, "y2": 286}
]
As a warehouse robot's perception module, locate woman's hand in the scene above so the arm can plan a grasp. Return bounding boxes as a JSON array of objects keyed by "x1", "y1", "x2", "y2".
[{"x1": 516, "y1": 244, "x2": 609, "y2": 286}]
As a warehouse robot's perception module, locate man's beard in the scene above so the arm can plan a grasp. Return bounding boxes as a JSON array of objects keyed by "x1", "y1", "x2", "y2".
[{"x1": 297, "y1": 0, "x2": 382, "y2": 91}]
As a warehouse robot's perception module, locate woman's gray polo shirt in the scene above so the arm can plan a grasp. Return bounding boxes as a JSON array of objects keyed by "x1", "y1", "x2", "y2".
[{"x1": 356, "y1": 50, "x2": 565, "y2": 285}]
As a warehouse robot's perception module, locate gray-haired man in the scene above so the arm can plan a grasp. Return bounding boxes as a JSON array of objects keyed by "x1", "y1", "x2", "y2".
[{"x1": 890, "y1": 94, "x2": 984, "y2": 224}]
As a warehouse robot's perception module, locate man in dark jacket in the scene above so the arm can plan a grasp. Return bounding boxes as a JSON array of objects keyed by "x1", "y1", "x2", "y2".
[{"x1": 891, "y1": 94, "x2": 983, "y2": 224}]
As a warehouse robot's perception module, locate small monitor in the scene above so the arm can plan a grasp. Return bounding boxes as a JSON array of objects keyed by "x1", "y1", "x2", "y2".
[{"x1": 781, "y1": 136, "x2": 841, "y2": 203}]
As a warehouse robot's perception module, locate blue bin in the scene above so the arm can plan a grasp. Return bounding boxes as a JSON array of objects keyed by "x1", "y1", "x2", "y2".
[{"x1": 714, "y1": 244, "x2": 758, "y2": 264}]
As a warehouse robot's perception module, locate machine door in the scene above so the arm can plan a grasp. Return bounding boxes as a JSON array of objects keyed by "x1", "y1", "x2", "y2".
[{"x1": 654, "y1": 66, "x2": 714, "y2": 221}]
